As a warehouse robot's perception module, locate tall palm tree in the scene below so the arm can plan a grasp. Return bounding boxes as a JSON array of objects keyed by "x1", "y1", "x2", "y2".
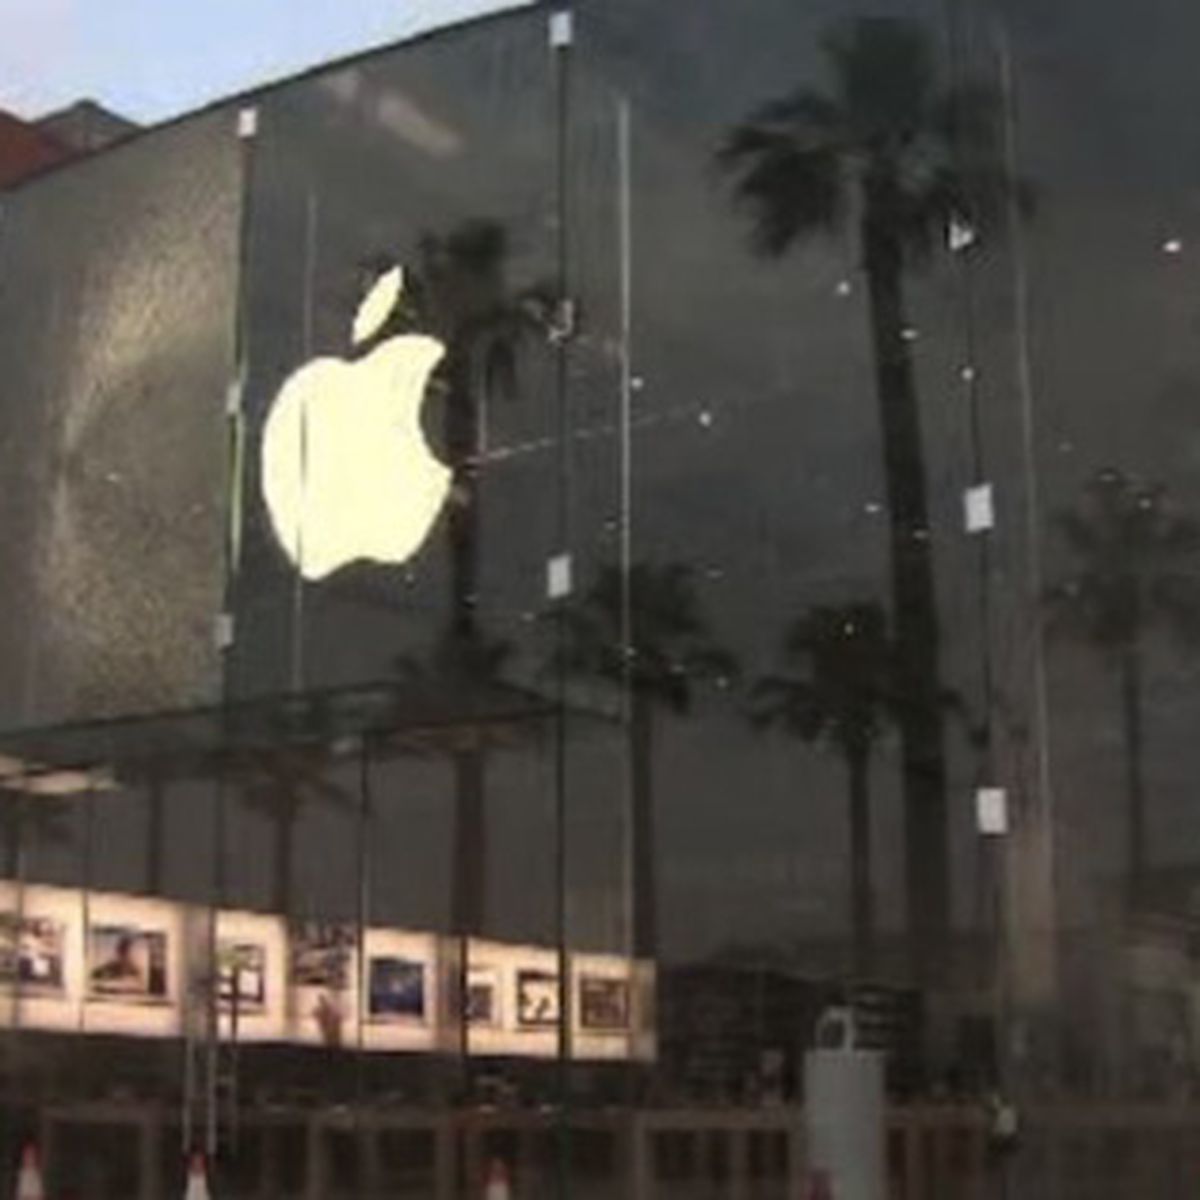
[
  {"x1": 750, "y1": 602, "x2": 898, "y2": 979},
  {"x1": 400, "y1": 219, "x2": 553, "y2": 645},
  {"x1": 1046, "y1": 468, "x2": 1200, "y2": 905},
  {"x1": 397, "y1": 218, "x2": 552, "y2": 939},
  {"x1": 555, "y1": 562, "x2": 736, "y2": 959},
  {"x1": 395, "y1": 629, "x2": 511, "y2": 937},
  {"x1": 238, "y1": 748, "x2": 350, "y2": 917},
  {"x1": 719, "y1": 17, "x2": 1021, "y2": 970}
]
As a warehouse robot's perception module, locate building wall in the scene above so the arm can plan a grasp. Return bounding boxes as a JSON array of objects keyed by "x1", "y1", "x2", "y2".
[
  {"x1": 3, "y1": 0, "x2": 1200, "y2": 1190},
  {"x1": 0, "y1": 110, "x2": 242, "y2": 726}
]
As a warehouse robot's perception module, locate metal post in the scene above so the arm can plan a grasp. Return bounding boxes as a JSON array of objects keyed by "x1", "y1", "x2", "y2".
[
  {"x1": 206, "y1": 775, "x2": 228, "y2": 1161},
  {"x1": 550, "y1": 9, "x2": 576, "y2": 1200},
  {"x1": 289, "y1": 187, "x2": 319, "y2": 688},
  {"x1": 356, "y1": 739, "x2": 372, "y2": 1154}
]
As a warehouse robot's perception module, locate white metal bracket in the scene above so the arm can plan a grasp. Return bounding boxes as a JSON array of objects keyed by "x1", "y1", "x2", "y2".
[
  {"x1": 549, "y1": 11, "x2": 574, "y2": 48},
  {"x1": 547, "y1": 553, "x2": 573, "y2": 600},
  {"x1": 976, "y1": 787, "x2": 1009, "y2": 836},
  {"x1": 214, "y1": 612, "x2": 235, "y2": 650},
  {"x1": 964, "y1": 483, "x2": 995, "y2": 534}
]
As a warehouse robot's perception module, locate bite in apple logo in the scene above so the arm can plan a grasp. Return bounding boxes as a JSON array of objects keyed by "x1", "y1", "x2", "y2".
[{"x1": 261, "y1": 265, "x2": 450, "y2": 580}]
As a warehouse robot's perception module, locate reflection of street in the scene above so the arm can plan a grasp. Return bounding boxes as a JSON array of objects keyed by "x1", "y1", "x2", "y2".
[{"x1": 22, "y1": 1099, "x2": 1121, "y2": 1198}]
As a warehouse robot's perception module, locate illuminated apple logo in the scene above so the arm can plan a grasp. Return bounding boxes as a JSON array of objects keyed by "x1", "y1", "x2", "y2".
[{"x1": 261, "y1": 266, "x2": 449, "y2": 580}]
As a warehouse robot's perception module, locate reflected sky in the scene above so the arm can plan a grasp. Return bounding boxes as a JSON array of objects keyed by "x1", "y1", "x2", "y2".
[{"x1": 0, "y1": 0, "x2": 531, "y2": 120}]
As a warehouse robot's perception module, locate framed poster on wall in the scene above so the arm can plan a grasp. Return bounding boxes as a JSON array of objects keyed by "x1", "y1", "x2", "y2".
[
  {"x1": 218, "y1": 941, "x2": 267, "y2": 1013},
  {"x1": 367, "y1": 956, "x2": 426, "y2": 1022},
  {"x1": 0, "y1": 913, "x2": 66, "y2": 996},
  {"x1": 579, "y1": 975, "x2": 630, "y2": 1033},
  {"x1": 516, "y1": 969, "x2": 559, "y2": 1029},
  {"x1": 290, "y1": 921, "x2": 355, "y2": 1047},
  {"x1": 87, "y1": 924, "x2": 169, "y2": 1004}
]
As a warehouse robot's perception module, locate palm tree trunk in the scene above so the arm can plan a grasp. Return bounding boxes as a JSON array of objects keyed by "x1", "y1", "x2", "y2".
[
  {"x1": 861, "y1": 179, "x2": 949, "y2": 982},
  {"x1": 273, "y1": 811, "x2": 296, "y2": 918},
  {"x1": 448, "y1": 741, "x2": 486, "y2": 1092},
  {"x1": 630, "y1": 695, "x2": 658, "y2": 961},
  {"x1": 444, "y1": 361, "x2": 489, "y2": 1092},
  {"x1": 444, "y1": 363, "x2": 490, "y2": 944},
  {"x1": 451, "y1": 746, "x2": 487, "y2": 935},
  {"x1": 145, "y1": 777, "x2": 165, "y2": 897},
  {"x1": 445, "y1": 365, "x2": 481, "y2": 642},
  {"x1": 847, "y1": 745, "x2": 875, "y2": 980},
  {"x1": 1120, "y1": 643, "x2": 1147, "y2": 907}
]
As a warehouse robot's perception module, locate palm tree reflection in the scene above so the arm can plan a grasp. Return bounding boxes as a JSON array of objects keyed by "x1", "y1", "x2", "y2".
[
  {"x1": 750, "y1": 602, "x2": 900, "y2": 980},
  {"x1": 719, "y1": 16, "x2": 1024, "y2": 971},
  {"x1": 1046, "y1": 467, "x2": 1200, "y2": 906},
  {"x1": 554, "y1": 561, "x2": 737, "y2": 960},
  {"x1": 393, "y1": 219, "x2": 552, "y2": 939}
]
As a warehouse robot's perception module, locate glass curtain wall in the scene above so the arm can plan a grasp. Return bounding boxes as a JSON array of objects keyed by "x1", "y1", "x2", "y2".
[{"x1": 6, "y1": 1, "x2": 1200, "y2": 1197}]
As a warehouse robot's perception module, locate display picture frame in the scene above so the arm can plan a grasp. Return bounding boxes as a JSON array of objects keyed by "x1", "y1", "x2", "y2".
[
  {"x1": 516, "y1": 968, "x2": 559, "y2": 1029},
  {"x1": 367, "y1": 955, "x2": 427, "y2": 1023},
  {"x1": 87, "y1": 924, "x2": 169, "y2": 1004},
  {"x1": 218, "y1": 940, "x2": 267, "y2": 1013},
  {"x1": 0, "y1": 913, "x2": 66, "y2": 996},
  {"x1": 579, "y1": 975, "x2": 631, "y2": 1033}
]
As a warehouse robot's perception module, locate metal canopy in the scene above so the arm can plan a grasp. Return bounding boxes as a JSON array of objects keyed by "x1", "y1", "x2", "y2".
[{"x1": 0, "y1": 675, "x2": 591, "y2": 790}]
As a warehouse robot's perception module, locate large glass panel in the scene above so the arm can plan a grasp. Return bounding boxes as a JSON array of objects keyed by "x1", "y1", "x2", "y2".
[
  {"x1": 233, "y1": 10, "x2": 559, "y2": 702},
  {"x1": 991, "y1": 0, "x2": 1200, "y2": 1190},
  {"x1": 9, "y1": 0, "x2": 1200, "y2": 1194},
  {"x1": 574, "y1": 0, "x2": 1000, "y2": 1116}
]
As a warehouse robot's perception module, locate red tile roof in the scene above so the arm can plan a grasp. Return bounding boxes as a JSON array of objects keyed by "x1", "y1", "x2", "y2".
[{"x1": 0, "y1": 109, "x2": 70, "y2": 189}]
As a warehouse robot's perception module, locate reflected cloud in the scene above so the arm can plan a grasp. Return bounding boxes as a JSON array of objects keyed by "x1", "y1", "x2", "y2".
[{"x1": 317, "y1": 68, "x2": 463, "y2": 158}]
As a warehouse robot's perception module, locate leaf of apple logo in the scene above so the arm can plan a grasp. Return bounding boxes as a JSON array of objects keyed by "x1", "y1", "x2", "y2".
[{"x1": 261, "y1": 266, "x2": 450, "y2": 581}]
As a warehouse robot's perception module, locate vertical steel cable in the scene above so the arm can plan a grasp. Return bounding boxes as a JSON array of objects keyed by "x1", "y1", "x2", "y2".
[{"x1": 550, "y1": 9, "x2": 575, "y2": 1199}]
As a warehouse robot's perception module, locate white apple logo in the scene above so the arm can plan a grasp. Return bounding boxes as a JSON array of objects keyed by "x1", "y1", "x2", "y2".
[{"x1": 261, "y1": 266, "x2": 450, "y2": 581}]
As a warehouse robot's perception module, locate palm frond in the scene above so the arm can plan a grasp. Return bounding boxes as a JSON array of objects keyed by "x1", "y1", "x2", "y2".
[
  {"x1": 748, "y1": 674, "x2": 825, "y2": 740},
  {"x1": 753, "y1": 601, "x2": 897, "y2": 757},
  {"x1": 721, "y1": 16, "x2": 1030, "y2": 265},
  {"x1": 718, "y1": 86, "x2": 848, "y2": 258},
  {"x1": 549, "y1": 560, "x2": 736, "y2": 714},
  {"x1": 720, "y1": 135, "x2": 846, "y2": 256},
  {"x1": 1046, "y1": 468, "x2": 1200, "y2": 654}
]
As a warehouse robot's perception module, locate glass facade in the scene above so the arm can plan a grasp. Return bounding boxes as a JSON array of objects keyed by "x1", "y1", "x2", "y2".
[{"x1": 3, "y1": 0, "x2": 1200, "y2": 1195}]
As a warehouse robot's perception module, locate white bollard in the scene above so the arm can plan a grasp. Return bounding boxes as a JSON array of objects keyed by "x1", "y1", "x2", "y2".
[
  {"x1": 483, "y1": 1157, "x2": 512, "y2": 1200},
  {"x1": 15, "y1": 1145, "x2": 44, "y2": 1200},
  {"x1": 184, "y1": 1153, "x2": 211, "y2": 1200},
  {"x1": 804, "y1": 1010, "x2": 885, "y2": 1200}
]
